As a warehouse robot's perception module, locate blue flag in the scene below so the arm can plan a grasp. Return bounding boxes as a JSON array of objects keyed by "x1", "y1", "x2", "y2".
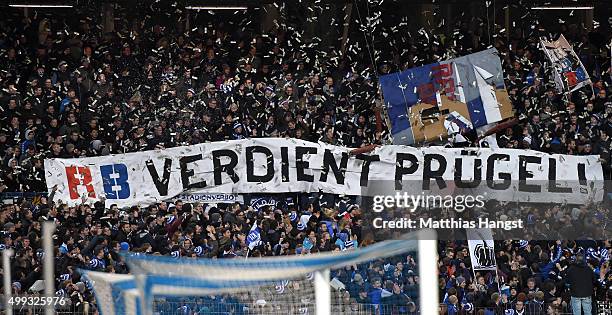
[{"x1": 246, "y1": 221, "x2": 261, "y2": 250}]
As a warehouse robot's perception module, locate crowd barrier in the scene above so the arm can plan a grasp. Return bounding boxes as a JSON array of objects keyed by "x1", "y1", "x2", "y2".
[
  {"x1": 147, "y1": 300, "x2": 611, "y2": 315},
  {"x1": 0, "y1": 295, "x2": 609, "y2": 314}
]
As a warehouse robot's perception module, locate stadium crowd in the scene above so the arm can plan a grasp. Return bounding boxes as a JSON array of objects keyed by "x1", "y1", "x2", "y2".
[{"x1": 0, "y1": 1, "x2": 611, "y2": 314}]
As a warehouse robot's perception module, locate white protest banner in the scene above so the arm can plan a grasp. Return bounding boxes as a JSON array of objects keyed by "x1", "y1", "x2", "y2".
[
  {"x1": 466, "y1": 228, "x2": 497, "y2": 271},
  {"x1": 44, "y1": 138, "x2": 604, "y2": 207}
]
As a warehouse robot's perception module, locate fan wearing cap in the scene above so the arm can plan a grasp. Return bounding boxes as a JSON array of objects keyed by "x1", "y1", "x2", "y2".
[
  {"x1": 184, "y1": 88, "x2": 201, "y2": 112},
  {"x1": 11, "y1": 281, "x2": 22, "y2": 295},
  {"x1": 52, "y1": 60, "x2": 71, "y2": 85},
  {"x1": 232, "y1": 122, "x2": 246, "y2": 140}
]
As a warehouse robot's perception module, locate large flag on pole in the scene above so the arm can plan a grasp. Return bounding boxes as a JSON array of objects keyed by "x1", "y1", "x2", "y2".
[
  {"x1": 540, "y1": 34, "x2": 592, "y2": 93},
  {"x1": 466, "y1": 228, "x2": 497, "y2": 271},
  {"x1": 380, "y1": 48, "x2": 513, "y2": 145}
]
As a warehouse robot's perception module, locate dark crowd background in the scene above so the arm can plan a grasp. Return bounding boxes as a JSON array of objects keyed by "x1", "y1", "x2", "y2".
[{"x1": 0, "y1": 0, "x2": 610, "y2": 314}]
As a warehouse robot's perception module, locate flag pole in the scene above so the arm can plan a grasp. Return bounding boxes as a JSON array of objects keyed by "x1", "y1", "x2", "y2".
[{"x1": 495, "y1": 268, "x2": 501, "y2": 293}]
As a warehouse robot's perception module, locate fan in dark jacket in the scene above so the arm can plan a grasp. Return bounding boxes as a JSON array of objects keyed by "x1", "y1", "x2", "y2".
[{"x1": 563, "y1": 254, "x2": 595, "y2": 315}]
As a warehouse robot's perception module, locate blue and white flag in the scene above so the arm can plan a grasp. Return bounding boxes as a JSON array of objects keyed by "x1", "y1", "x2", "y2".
[
  {"x1": 250, "y1": 196, "x2": 277, "y2": 211},
  {"x1": 275, "y1": 279, "x2": 289, "y2": 294},
  {"x1": 299, "y1": 214, "x2": 312, "y2": 228},
  {"x1": 600, "y1": 248, "x2": 609, "y2": 262},
  {"x1": 380, "y1": 48, "x2": 513, "y2": 145},
  {"x1": 587, "y1": 247, "x2": 600, "y2": 261},
  {"x1": 246, "y1": 221, "x2": 261, "y2": 250},
  {"x1": 90, "y1": 257, "x2": 106, "y2": 270},
  {"x1": 306, "y1": 272, "x2": 315, "y2": 281}
]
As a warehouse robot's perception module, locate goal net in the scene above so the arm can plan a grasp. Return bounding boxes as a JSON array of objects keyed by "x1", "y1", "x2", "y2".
[{"x1": 86, "y1": 230, "x2": 437, "y2": 315}]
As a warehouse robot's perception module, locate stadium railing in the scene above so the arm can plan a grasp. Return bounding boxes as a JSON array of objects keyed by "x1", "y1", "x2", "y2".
[
  {"x1": 148, "y1": 300, "x2": 611, "y2": 315},
  {"x1": 0, "y1": 191, "x2": 48, "y2": 205},
  {"x1": 151, "y1": 301, "x2": 419, "y2": 315}
]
